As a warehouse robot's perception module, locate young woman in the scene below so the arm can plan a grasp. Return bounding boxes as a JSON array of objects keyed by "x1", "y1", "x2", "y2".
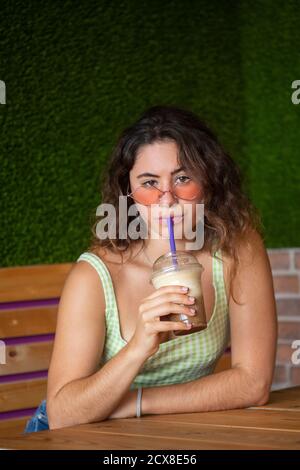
[{"x1": 24, "y1": 105, "x2": 277, "y2": 432}]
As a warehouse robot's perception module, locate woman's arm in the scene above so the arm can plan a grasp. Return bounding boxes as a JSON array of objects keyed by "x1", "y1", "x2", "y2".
[
  {"x1": 109, "y1": 230, "x2": 278, "y2": 418},
  {"x1": 46, "y1": 261, "x2": 147, "y2": 429},
  {"x1": 109, "y1": 366, "x2": 269, "y2": 420}
]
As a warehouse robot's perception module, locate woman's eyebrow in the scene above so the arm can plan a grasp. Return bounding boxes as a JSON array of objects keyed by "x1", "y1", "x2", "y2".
[{"x1": 137, "y1": 166, "x2": 186, "y2": 179}]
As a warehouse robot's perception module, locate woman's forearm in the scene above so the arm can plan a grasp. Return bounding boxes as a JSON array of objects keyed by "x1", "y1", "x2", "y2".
[
  {"x1": 47, "y1": 343, "x2": 146, "y2": 429},
  {"x1": 142, "y1": 367, "x2": 269, "y2": 416}
]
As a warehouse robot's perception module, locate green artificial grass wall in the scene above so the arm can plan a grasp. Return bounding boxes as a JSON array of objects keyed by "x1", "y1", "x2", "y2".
[
  {"x1": 0, "y1": 0, "x2": 299, "y2": 267},
  {"x1": 240, "y1": 0, "x2": 300, "y2": 247}
]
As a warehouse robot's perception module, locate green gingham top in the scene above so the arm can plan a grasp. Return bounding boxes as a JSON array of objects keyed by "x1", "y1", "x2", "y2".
[{"x1": 76, "y1": 250, "x2": 230, "y2": 391}]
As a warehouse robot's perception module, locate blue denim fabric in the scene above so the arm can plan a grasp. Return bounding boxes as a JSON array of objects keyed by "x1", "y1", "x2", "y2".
[{"x1": 23, "y1": 399, "x2": 49, "y2": 433}]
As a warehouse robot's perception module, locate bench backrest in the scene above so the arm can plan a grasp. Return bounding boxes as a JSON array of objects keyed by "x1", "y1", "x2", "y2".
[{"x1": 0, "y1": 263, "x2": 72, "y2": 434}]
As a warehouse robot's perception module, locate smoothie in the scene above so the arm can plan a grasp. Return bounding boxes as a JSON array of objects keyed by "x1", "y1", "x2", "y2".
[{"x1": 150, "y1": 251, "x2": 207, "y2": 336}]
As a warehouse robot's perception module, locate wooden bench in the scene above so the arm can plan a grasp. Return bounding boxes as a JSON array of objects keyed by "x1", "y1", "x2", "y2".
[
  {"x1": 0, "y1": 262, "x2": 231, "y2": 437},
  {"x1": 0, "y1": 263, "x2": 73, "y2": 437}
]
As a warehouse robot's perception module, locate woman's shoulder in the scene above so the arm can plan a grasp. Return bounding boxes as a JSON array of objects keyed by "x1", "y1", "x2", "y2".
[
  {"x1": 88, "y1": 243, "x2": 146, "y2": 269},
  {"x1": 210, "y1": 229, "x2": 266, "y2": 301},
  {"x1": 84, "y1": 245, "x2": 139, "y2": 285},
  {"x1": 235, "y1": 228, "x2": 267, "y2": 266},
  {"x1": 219, "y1": 229, "x2": 266, "y2": 268},
  {"x1": 58, "y1": 251, "x2": 107, "y2": 317},
  {"x1": 87, "y1": 246, "x2": 129, "y2": 269}
]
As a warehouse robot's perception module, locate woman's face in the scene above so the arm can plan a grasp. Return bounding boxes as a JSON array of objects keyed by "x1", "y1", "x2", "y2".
[{"x1": 129, "y1": 140, "x2": 204, "y2": 240}]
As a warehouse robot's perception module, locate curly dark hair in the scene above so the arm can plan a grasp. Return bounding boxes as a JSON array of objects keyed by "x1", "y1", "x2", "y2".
[{"x1": 88, "y1": 105, "x2": 263, "y2": 302}]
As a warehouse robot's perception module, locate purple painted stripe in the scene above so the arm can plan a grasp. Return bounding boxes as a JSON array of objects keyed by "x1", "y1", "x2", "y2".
[
  {"x1": 0, "y1": 298, "x2": 59, "y2": 310},
  {"x1": 0, "y1": 370, "x2": 48, "y2": 384},
  {"x1": 1, "y1": 334, "x2": 54, "y2": 345},
  {"x1": 0, "y1": 408, "x2": 37, "y2": 421}
]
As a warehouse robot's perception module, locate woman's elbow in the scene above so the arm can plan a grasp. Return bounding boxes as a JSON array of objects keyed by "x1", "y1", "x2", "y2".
[
  {"x1": 241, "y1": 369, "x2": 271, "y2": 407},
  {"x1": 46, "y1": 397, "x2": 79, "y2": 430},
  {"x1": 255, "y1": 388, "x2": 270, "y2": 406},
  {"x1": 46, "y1": 399, "x2": 65, "y2": 430},
  {"x1": 46, "y1": 397, "x2": 107, "y2": 430},
  {"x1": 253, "y1": 380, "x2": 271, "y2": 406}
]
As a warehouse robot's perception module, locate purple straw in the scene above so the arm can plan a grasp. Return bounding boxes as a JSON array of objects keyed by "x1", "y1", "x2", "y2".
[{"x1": 167, "y1": 216, "x2": 178, "y2": 267}]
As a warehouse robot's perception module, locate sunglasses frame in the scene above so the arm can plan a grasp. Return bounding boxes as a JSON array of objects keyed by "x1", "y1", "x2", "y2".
[{"x1": 125, "y1": 182, "x2": 201, "y2": 206}]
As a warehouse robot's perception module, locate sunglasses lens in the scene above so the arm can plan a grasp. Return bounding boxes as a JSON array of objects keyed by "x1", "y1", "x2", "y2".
[
  {"x1": 131, "y1": 187, "x2": 161, "y2": 205},
  {"x1": 174, "y1": 181, "x2": 202, "y2": 200},
  {"x1": 130, "y1": 181, "x2": 201, "y2": 205}
]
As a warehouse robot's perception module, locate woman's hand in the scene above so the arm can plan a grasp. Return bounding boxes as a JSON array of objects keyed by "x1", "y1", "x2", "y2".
[{"x1": 128, "y1": 285, "x2": 196, "y2": 361}]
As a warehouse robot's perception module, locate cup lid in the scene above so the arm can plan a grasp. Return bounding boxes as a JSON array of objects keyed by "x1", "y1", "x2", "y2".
[{"x1": 150, "y1": 250, "x2": 203, "y2": 281}]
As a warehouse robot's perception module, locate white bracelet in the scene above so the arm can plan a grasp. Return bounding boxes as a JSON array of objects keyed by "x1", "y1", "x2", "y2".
[{"x1": 136, "y1": 386, "x2": 143, "y2": 418}]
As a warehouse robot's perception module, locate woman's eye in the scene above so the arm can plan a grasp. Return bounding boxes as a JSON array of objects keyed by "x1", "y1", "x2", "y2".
[
  {"x1": 175, "y1": 175, "x2": 191, "y2": 184},
  {"x1": 141, "y1": 176, "x2": 190, "y2": 187},
  {"x1": 141, "y1": 180, "x2": 157, "y2": 187}
]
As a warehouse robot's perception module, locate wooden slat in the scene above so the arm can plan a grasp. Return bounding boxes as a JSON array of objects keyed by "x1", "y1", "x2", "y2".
[
  {"x1": 0, "y1": 417, "x2": 31, "y2": 438},
  {"x1": 0, "y1": 341, "x2": 54, "y2": 375},
  {"x1": 213, "y1": 352, "x2": 231, "y2": 373},
  {"x1": 0, "y1": 263, "x2": 73, "y2": 302},
  {"x1": 0, "y1": 378, "x2": 47, "y2": 412},
  {"x1": 0, "y1": 305, "x2": 58, "y2": 338}
]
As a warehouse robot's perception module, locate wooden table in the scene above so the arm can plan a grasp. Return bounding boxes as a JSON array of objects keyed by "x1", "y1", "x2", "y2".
[{"x1": 0, "y1": 386, "x2": 299, "y2": 450}]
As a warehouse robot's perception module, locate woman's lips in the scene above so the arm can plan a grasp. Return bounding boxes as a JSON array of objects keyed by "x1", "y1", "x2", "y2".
[{"x1": 157, "y1": 215, "x2": 183, "y2": 224}]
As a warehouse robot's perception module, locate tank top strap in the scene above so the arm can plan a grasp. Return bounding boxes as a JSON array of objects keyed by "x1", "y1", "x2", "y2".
[{"x1": 76, "y1": 252, "x2": 115, "y2": 310}]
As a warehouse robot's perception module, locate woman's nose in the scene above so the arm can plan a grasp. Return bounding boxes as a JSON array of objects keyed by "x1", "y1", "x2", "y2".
[{"x1": 159, "y1": 189, "x2": 177, "y2": 206}]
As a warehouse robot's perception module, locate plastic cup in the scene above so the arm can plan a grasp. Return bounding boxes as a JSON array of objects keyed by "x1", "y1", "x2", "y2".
[{"x1": 150, "y1": 251, "x2": 207, "y2": 336}]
